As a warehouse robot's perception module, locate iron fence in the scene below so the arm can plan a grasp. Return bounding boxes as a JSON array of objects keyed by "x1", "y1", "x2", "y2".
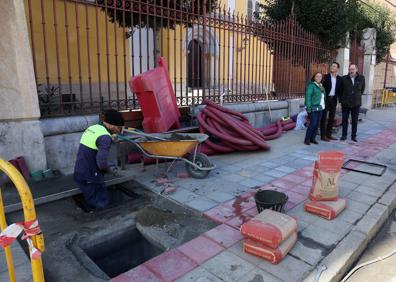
[{"x1": 25, "y1": 0, "x2": 335, "y2": 117}]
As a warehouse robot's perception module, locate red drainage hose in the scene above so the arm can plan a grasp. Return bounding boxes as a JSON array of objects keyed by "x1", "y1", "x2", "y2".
[{"x1": 198, "y1": 99, "x2": 296, "y2": 156}]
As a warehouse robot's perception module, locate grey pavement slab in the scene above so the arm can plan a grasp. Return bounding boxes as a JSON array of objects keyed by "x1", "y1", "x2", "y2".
[
  {"x1": 251, "y1": 174, "x2": 275, "y2": 184},
  {"x1": 239, "y1": 178, "x2": 264, "y2": 188},
  {"x1": 311, "y1": 217, "x2": 353, "y2": 237},
  {"x1": 258, "y1": 255, "x2": 312, "y2": 282},
  {"x1": 347, "y1": 191, "x2": 378, "y2": 206},
  {"x1": 176, "y1": 266, "x2": 223, "y2": 282},
  {"x1": 227, "y1": 241, "x2": 264, "y2": 266},
  {"x1": 353, "y1": 203, "x2": 389, "y2": 238},
  {"x1": 206, "y1": 191, "x2": 235, "y2": 203},
  {"x1": 347, "y1": 199, "x2": 371, "y2": 215},
  {"x1": 289, "y1": 240, "x2": 324, "y2": 266},
  {"x1": 354, "y1": 185, "x2": 386, "y2": 198},
  {"x1": 301, "y1": 223, "x2": 344, "y2": 247},
  {"x1": 239, "y1": 267, "x2": 282, "y2": 282},
  {"x1": 201, "y1": 250, "x2": 256, "y2": 282},
  {"x1": 304, "y1": 231, "x2": 368, "y2": 282},
  {"x1": 336, "y1": 208, "x2": 364, "y2": 224},
  {"x1": 185, "y1": 197, "x2": 218, "y2": 212},
  {"x1": 0, "y1": 243, "x2": 31, "y2": 282}
]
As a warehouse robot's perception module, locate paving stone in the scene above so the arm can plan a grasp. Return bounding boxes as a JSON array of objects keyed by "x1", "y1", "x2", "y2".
[
  {"x1": 297, "y1": 220, "x2": 310, "y2": 232},
  {"x1": 311, "y1": 217, "x2": 352, "y2": 237},
  {"x1": 222, "y1": 165, "x2": 243, "y2": 173},
  {"x1": 175, "y1": 266, "x2": 222, "y2": 282},
  {"x1": 258, "y1": 255, "x2": 312, "y2": 282},
  {"x1": 378, "y1": 185, "x2": 396, "y2": 209},
  {"x1": 289, "y1": 240, "x2": 324, "y2": 266},
  {"x1": 289, "y1": 184, "x2": 311, "y2": 196},
  {"x1": 239, "y1": 178, "x2": 265, "y2": 188},
  {"x1": 221, "y1": 174, "x2": 246, "y2": 183},
  {"x1": 204, "y1": 205, "x2": 235, "y2": 223},
  {"x1": 251, "y1": 174, "x2": 275, "y2": 184},
  {"x1": 226, "y1": 215, "x2": 253, "y2": 230},
  {"x1": 111, "y1": 265, "x2": 162, "y2": 282},
  {"x1": 347, "y1": 199, "x2": 371, "y2": 215},
  {"x1": 145, "y1": 249, "x2": 198, "y2": 281},
  {"x1": 276, "y1": 166, "x2": 297, "y2": 174},
  {"x1": 336, "y1": 208, "x2": 363, "y2": 224},
  {"x1": 283, "y1": 174, "x2": 307, "y2": 184},
  {"x1": 353, "y1": 203, "x2": 389, "y2": 238},
  {"x1": 201, "y1": 250, "x2": 256, "y2": 282},
  {"x1": 347, "y1": 191, "x2": 378, "y2": 205},
  {"x1": 263, "y1": 169, "x2": 289, "y2": 178},
  {"x1": 287, "y1": 203, "x2": 319, "y2": 224},
  {"x1": 204, "y1": 224, "x2": 244, "y2": 248},
  {"x1": 228, "y1": 240, "x2": 265, "y2": 266},
  {"x1": 239, "y1": 267, "x2": 282, "y2": 282},
  {"x1": 260, "y1": 162, "x2": 281, "y2": 169},
  {"x1": 0, "y1": 263, "x2": 33, "y2": 282},
  {"x1": 169, "y1": 189, "x2": 199, "y2": 203},
  {"x1": 186, "y1": 197, "x2": 219, "y2": 212},
  {"x1": 342, "y1": 172, "x2": 372, "y2": 185},
  {"x1": 301, "y1": 224, "x2": 343, "y2": 247},
  {"x1": 303, "y1": 231, "x2": 368, "y2": 282},
  {"x1": 354, "y1": 185, "x2": 386, "y2": 198},
  {"x1": 206, "y1": 191, "x2": 235, "y2": 203},
  {"x1": 177, "y1": 236, "x2": 224, "y2": 264},
  {"x1": 285, "y1": 191, "x2": 307, "y2": 205},
  {"x1": 271, "y1": 179, "x2": 296, "y2": 190},
  {"x1": 0, "y1": 244, "x2": 29, "y2": 273}
]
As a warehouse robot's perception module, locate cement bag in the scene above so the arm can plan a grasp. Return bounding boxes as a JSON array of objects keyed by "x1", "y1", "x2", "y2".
[
  {"x1": 240, "y1": 209, "x2": 297, "y2": 249},
  {"x1": 244, "y1": 232, "x2": 297, "y2": 264},
  {"x1": 304, "y1": 198, "x2": 347, "y2": 220},
  {"x1": 309, "y1": 151, "x2": 344, "y2": 201}
]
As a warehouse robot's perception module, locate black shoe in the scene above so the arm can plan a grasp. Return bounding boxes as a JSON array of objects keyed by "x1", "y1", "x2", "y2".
[
  {"x1": 327, "y1": 136, "x2": 337, "y2": 141},
  {"x1": 321, "y1": 137, "x2": 330, "y2": 142},
  {"x1": 340, "y1": 136, "x2": 347, "y2": 141},
  {"x1": 311, "y1": 140, "x2": 319, "y2": 145},
  {"x1": 351, "y1": 137, "x2": 357, "y2": 142},
  {"x1": 304, "y1": 140, "x2": 311, "y2": 146}
]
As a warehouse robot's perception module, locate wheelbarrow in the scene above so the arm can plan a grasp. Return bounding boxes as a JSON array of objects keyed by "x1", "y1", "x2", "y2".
[{"x1": 116, "y1": 128, "x2": 216, "y2": 179}]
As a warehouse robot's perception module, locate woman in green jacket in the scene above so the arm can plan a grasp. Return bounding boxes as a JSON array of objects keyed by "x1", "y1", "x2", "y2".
[{"x1": 304, "y1": 72, "x2": 325, "y2": 145}]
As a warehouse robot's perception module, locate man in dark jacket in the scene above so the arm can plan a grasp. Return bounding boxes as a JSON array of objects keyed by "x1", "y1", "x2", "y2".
[
  {"x1": 320, "y1": 62, "x2": 343, "y2": 141},
  {"x1": 74, "y1": 109, "x2": 125, "y2": 210},
  {"x1": 339, "y1": 64, "x2": 365, "y2": 142}
]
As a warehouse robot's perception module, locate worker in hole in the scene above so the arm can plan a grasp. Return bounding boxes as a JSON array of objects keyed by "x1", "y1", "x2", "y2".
[{"x1": 74, "y1": 109, "x2": 125, "y2": 210}]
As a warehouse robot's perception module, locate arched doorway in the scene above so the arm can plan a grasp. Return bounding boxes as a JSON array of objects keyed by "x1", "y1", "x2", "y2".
[{"x1": 187, "y1": 39, "x2": 204, "y2": 88}]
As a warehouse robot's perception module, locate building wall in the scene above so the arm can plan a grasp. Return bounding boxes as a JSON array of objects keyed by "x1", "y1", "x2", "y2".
[
  {"x1": 25, "y1": 0, "x2": 272, "y2": 101},
  {"x1": 373, "y1": 0, "x2": 396, "y2": 90}
]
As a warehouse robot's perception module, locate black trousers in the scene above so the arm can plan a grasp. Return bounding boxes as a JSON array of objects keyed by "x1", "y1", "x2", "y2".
[
  {"x1": 320, "y1": 96, "x2": 337, "y2": 138},
  {"x1": 342, "y1": 106, "x2": 360, "y2": 138}
]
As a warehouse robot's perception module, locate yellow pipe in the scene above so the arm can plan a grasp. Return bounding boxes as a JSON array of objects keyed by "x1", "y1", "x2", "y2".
[
  {"x1": 0, "y1": 159, "x2": 45, "y2": 282},
  {"x1": 0, "y1": 190, "x2": 16, "y2": 282}
]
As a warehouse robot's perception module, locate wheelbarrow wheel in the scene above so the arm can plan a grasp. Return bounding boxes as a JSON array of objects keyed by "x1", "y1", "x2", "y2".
[{"x1": 185, "y1": 153, "x2": 211, "y2": 179}]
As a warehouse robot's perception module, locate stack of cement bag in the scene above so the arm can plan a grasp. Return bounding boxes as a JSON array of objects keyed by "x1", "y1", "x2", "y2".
[
  {"x1": 240, "y1": 209, "x2": 297, "y2": 264},
  {"x1": 304, "y1": 151, "x2": 347, "y2": 220}
]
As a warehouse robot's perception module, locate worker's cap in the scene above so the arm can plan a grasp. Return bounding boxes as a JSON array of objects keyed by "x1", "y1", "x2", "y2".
[{"x1": 104, "y1": 109, "x2": 125, "y2": 126}]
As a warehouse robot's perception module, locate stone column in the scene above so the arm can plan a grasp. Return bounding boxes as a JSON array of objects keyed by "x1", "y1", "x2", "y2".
[
  {"x1": 336, "y1": 33, "x2": 351, "y2": 76},
  {"x1": 0, "y1": 0, "x2": 46, "y2": 171},
  {"x1": 361, "y1": 28, "x2": 377, "y2": 109}
]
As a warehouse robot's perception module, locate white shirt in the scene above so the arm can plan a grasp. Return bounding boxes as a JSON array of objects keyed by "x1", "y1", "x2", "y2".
[
  {"x1": 320, "y1": 92, "x2": 325, "y2": 110},
  {"x1": 329, "y1": 75, "x2": 337, "y2": 96},
  {"x1": 350, "y1": 75, "x2": 355, "y2": 85}
]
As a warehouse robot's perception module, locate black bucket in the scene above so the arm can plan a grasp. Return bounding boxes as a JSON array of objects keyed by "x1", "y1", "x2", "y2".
[{"x1": 254, "y1": 190, "x2": 288, "y2": 213}]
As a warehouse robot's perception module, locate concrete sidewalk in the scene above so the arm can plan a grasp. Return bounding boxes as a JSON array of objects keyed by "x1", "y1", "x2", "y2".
[{"x1": 113, "y1": 108, "x2": 396, "y2": 282}]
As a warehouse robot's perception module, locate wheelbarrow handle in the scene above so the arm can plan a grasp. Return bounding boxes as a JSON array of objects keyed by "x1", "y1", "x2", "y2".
[{"x1": 122, "y1": 128, "x2": 167, "y2": 141}]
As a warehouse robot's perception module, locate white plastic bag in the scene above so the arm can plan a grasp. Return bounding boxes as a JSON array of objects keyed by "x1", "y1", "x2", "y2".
[{"x1": 294, "y1": 110, "x2": 308, "y2": 130}]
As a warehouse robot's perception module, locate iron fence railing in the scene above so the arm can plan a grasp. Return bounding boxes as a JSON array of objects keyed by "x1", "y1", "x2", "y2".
[{"x1": 25, "y1": 0, "x2": 335, "y2": 117}]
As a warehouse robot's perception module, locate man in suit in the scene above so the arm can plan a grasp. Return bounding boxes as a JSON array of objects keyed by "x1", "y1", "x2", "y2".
[
  {"x1": 320, "y1": 62, "x2": 343, "y2": 141},
  {"x1": 339, "y1": 64, "x2": 365, "y2": 142}
]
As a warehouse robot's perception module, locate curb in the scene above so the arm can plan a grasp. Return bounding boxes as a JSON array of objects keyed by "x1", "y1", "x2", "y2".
[{"x1": 303, "y1": 182, "x2": 396, "y2": 282}]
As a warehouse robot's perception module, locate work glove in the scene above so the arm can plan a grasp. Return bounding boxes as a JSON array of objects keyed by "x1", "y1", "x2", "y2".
[{"x1": 109, "y1": 166, "x2": 120, "y2": 177}]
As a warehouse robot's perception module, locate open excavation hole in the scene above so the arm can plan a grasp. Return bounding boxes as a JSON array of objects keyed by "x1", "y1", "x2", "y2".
[{"x1": 82, "y1": 226, "x2": 163, "y2": 278}]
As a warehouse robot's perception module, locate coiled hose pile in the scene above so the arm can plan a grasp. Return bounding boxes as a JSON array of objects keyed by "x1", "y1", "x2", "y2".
[{"x1": 198, "y1": 99, "x2": 296, "y2": 155}]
